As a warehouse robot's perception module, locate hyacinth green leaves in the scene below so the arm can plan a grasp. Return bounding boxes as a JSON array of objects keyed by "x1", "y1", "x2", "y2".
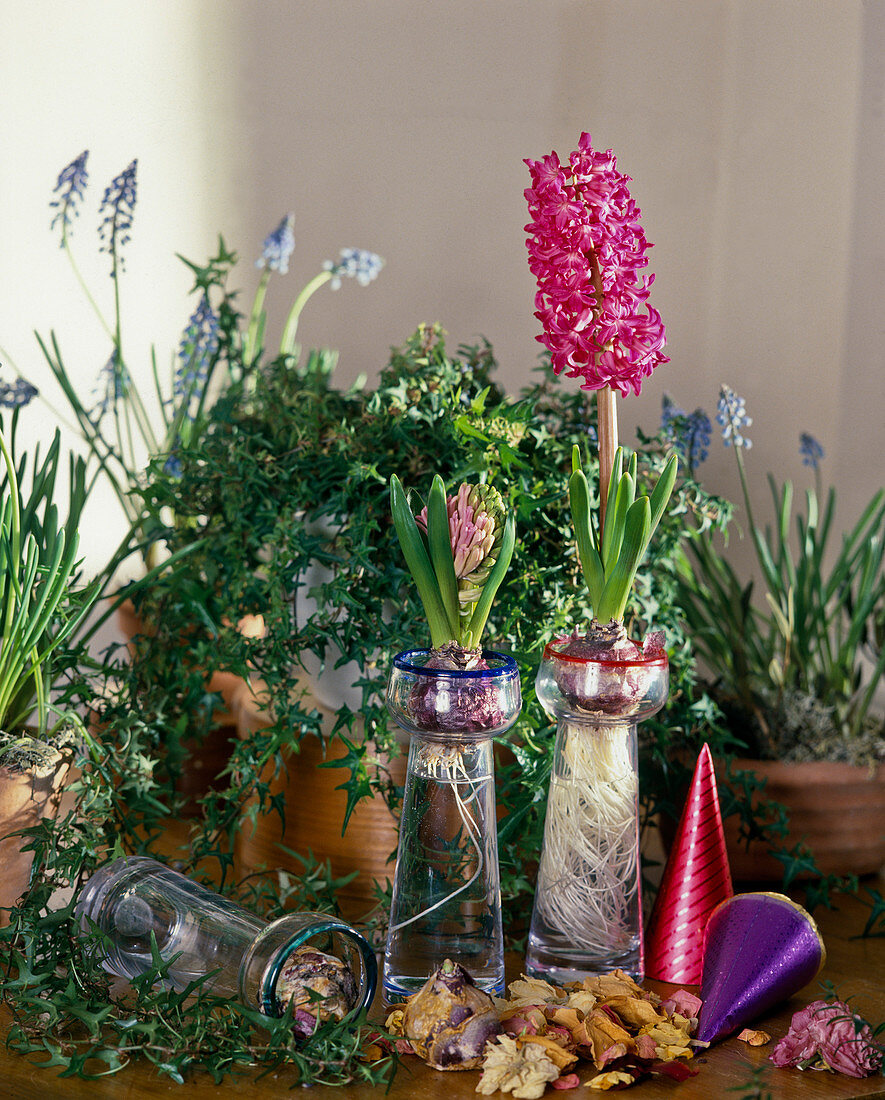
[
  {"x1": 390, "y1": 473, "x2": 515, "y2": 650},
  {"x1": 569, "y1": 444, "x2": 677, "y2": 624}
]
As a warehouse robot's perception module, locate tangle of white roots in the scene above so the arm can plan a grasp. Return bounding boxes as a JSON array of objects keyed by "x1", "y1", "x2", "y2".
[
  {"x1": 534, "y1": 721, "x2": 639, "y2": 956},
  {"x1": 388, "y1": 742, "x2": 491, "y2": 936}
]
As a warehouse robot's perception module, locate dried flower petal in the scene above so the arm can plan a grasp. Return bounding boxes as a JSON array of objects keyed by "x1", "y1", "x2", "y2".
[
  {"x1": 518, "y1": 1035, "x2": 578, "y2": 1071},
  {"x1": 770, "y1": 999, "x2": 883, "y2": 1079},
  {"x1": 585, "y1": 1069, "x2": 635, "y2": 1090},
  {"x1": 477, "y1": 1034, "x2": 561, "y2": 1098},
  {"x1": 738, "y1": 1028, "x2": 771, "y2": 1046},
  {"x1": 552, "y1": 1073, "x2": 581, "y2": 1090}
]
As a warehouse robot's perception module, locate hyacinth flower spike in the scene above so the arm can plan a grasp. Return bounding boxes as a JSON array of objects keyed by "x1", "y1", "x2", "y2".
[
  {"x1": 569, "y1": 444, "x2": 678, "y2": 626},
  {"x1": 390, "y1": 474, "x2": 515, "y2": 660}
]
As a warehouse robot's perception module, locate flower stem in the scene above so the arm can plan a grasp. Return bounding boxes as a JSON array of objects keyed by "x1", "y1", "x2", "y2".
[
  {"x1": 597, "y1": 386, "x2": 618, "y2": 525},
  {"x1": 280, "y1": 271, "x2": 332, "y2": 357}
]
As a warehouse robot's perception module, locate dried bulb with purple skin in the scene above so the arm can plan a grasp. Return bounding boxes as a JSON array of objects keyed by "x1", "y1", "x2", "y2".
[
  {"x1": 402, "y1": 959, "x2": 502, "y2": 1070},
  {"x1": 274, "y1": 945, "x2": 358, "y2": 1039}
]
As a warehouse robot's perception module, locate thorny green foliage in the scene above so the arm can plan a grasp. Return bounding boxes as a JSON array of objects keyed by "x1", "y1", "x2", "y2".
[{"x1": 1, "y1": 324, "x2": 873, "y2": 1085}]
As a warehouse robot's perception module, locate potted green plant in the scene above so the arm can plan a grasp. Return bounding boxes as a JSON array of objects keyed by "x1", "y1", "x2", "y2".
[
  {"x1": 0, "y1": 410, "x2": 99, "y2": 919},
  {"x1": 664, "y1": 386, "x2": 885, "y2": 879},
  {"x1": 125, "y1": 319, "x2": 721, "y2": 933}
]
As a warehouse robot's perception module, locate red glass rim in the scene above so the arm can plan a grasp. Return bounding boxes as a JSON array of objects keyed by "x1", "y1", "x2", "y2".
[{"x1": 542, "y1": 638, "x2": 668, "y2": 669}]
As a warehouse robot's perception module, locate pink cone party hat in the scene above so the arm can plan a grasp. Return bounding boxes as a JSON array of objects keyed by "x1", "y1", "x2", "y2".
[
  {"x1": 645, "y1": 743, "x2": 733, "y2": 984},
  {"x1": 696, "y1": 892, "x2": 826, "y2": 1044}
]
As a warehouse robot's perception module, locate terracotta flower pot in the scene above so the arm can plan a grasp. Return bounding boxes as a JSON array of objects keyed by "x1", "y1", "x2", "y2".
[
  {"x1": 0, "y1": 752, "x2": 73, "y2": 923},
  {"x1": 722, "y1": 758, "x2": 885, "y2": 881},
  {"x1": 231, "y1": 678, "x2": 406, "y2": 921}
]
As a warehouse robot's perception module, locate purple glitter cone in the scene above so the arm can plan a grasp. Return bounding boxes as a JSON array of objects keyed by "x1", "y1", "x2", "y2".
[{"x1": 696, "y1": 892, "x2": 825, "y2": 1045}]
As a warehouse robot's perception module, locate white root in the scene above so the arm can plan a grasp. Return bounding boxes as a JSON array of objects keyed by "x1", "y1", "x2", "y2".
[
  {"x1": 388, "y1": 742, "x2": 489, "y2": 935},
  {"x1": 533, "y1": 721, "x2": 639, "y2": 955}
]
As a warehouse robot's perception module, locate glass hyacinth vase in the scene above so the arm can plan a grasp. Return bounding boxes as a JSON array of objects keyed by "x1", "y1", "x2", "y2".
[
  {"x1": 526, "y1": 630, "x2": 668, "y2": 983},
  {"x1": 75, "y1": 856, "x2": 377, "y2": 1028},
  {"x1": 384, "y1": 648, "x2": 521, "y2": 1001}
]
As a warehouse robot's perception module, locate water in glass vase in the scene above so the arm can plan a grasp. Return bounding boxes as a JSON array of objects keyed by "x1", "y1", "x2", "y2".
[{"x1": 384, "y1": 738, "x2": 504, "y2": 999}]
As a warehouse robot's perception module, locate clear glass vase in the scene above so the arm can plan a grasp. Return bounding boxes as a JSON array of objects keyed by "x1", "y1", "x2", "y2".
[
  {"x1": 75, "y1": 856, "x2": 377, "y2": 1021},
  {"x1": 526, "y1": 634, "x2": 668, "y2": 983},
  {"x1": 383, "y1": 649, "x2": 521, "y2": 1001}
]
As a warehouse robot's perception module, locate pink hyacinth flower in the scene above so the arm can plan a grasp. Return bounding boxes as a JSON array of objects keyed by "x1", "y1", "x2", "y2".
[{"x1": 524, "y1": 131, "x2": 668, "y2": 396}]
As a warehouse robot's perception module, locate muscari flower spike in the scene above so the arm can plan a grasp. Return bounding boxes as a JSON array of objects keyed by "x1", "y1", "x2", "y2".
[
  {"x1": 88, "y1": 351, "x2": 129, "y2": 423},
  {"x1": 98, "y1": 159, "x2": 138, "y2": 270},
  {"x1": 524, "y1": 131, "x2": 668, "y2": 396},
  {"x1": 324, "y1": 248, "x2": 384, "y2": 289},
  {"x1": 390, "y1": 474, "x2": 515, "y2": 652},
  {"x1": 0, "y1": 377, "x2": 38, "y2": 410},
  {"x1": 50, "y1": 150, "x2": 89, "y2": 241},
  {"x1": 257, "y1": 213, "x2": 295, "y2": 274},
  {"x1": 799, "y1": 432, "x2": 824, "y2": 470},
  {"x1": 716, "y1": 385, "x2": 752, "y2": 449},
  {"x1": 174, "y1": 295, "x2": 219, "y2": 407},
  {"x1": 661, "y1": 394, "x2": 711, "y2": 469}
]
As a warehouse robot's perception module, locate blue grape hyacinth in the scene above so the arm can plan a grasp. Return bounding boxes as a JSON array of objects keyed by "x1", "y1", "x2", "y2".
[
  {"x1": 256, "y1": 214, "x2": 295, "y2": 274},
  {"x1": 50, "y1": 150, "x2": 89, "y2": 241},
  {"x1": 716, "y1": 385, "x2": 752, "y2": 449}
]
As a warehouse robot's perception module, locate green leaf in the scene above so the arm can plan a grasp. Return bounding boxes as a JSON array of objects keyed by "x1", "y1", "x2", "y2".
[
  {"x1": 569, "y1": 468, "x2": 604, "y2": 607},
  {"x1": 426, "y1": 475, "x2": 460, "y2": 638},
  {"x1": 597, "y1": 496, "x2": 651, "y2": 623},
  {"x1": 389, "y1": 475, "x2": 453, "y2": 647},
  {"x1": 465, "y1": 512, "x2": 516, "y2": 647}
]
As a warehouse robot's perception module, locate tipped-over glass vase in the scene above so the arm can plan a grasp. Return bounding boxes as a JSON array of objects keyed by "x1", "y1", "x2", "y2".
[
  {"x1": 384, "y1": 647, "x2": 521, "y2": 1001},
  {"x1": 75, "y1": 856, "x2": 377, "y2": 1032},
  {"x1": 526, "y1": 627, "x2": 668, "y2": 983}
]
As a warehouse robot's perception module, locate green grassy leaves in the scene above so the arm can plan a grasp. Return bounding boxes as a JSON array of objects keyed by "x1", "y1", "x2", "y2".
[{"x1": 568, "y1": 444, "x2": 677, "y2": 624}]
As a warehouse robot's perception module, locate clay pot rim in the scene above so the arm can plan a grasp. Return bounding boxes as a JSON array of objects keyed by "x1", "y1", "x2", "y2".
[{"x1": 728, "y1": 757, "x2": 884, "y2": 782}]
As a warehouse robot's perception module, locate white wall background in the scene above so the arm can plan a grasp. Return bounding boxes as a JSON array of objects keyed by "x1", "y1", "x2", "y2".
[{"x1": 1, "y1": 0, "x2": 882, "y2": 579}]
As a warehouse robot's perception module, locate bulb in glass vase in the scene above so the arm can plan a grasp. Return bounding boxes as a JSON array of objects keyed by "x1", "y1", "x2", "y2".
[
  {"x1": 75, "y1": 856, "x2": 376, "y2": 1030},
  {"x1": 383, "y1": 648, "x2": 521, "y2": 1001},
  {"x1": 526, "y1": 630, "x2": 668, "y2": 983}
]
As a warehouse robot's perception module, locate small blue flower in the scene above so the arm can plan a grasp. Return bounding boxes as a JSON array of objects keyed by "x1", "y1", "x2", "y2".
[
  {"x1": 716, "y1": 385, "x2": 752, "y2": 449},
  {"x1": 174, "y1": 296, "x2": 219, "y2": 409},
  {"x1": 661, "y1": 394, "x2": 710, "y2": 467},
  {"x1": 799, "y1": 432, "x2": 824, "y2": 469},
  {"x1": 88, "y1": 351, "x2": 128, "y2": 422},
  {"x1": 256, "y1": 214, "x2": 295, "y2": 274},
  {"x1": 323, "y1": 248, "x2": 384, "y2": 289},
  {"x1": 98, "y1": 159, "x2": 138, "y2": 269},
  {"x1": 163, "y1": 451, "x2": 183, "y2": 479},
  {"x1": 0, "y1": 377, "x2": 38, "y2": 409},
  {"x1": 50, "y1": 150, "x2": 89, "y2": 241}
]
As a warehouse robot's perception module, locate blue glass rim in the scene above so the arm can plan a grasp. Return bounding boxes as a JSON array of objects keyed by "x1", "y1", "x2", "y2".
[
  {"x1": 260, "y1": 919, "x2": 378, "y2": 1017},
  {"x1": 393, "y1": 649, "x2": 519, "y2": 680}
]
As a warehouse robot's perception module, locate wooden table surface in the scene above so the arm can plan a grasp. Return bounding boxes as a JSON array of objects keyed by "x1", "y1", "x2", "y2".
[{"x1": 2, "y1": 887, "x2": 883, "y2": 1099}]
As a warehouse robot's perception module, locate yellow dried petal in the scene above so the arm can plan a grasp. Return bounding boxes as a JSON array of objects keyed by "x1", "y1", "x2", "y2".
[
  {"x1": 385, "y1": 1008, "x2": 405, "y2": 1035},
  {"x1": 507, "y1": 975, "x2": 565, "y2": 1004},
  {"x1": 517, "y1": 1035, "x2": 578, "y2": 1071},
  {"x1": 603, "y1": 995, "x2": 665, "y2": 1029},
  {"x1": 565, "y1": 990, "x2": 598, "y2": 1015},
  {"x1": 580, "y1": 969, "x2": 644, "y2": 1000},
  {"x1": 737, "y1": 1028, "x2": 771, "y2": 1046},
  {"x1": 586, "y1": 1069, "x2": 635, "y2": 1090}
]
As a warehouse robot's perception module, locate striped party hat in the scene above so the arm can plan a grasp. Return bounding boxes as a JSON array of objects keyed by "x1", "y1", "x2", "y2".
[{"x1": 645, "y1": 743, "x2": 733, "y2": 984}]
